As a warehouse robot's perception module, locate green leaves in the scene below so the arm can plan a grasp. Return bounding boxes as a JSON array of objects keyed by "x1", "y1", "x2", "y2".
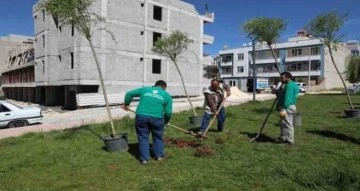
[
  {"x1": 242, "y1": 17, "x2": 286, "y2": 45},
  {"x1": 38, "y1": 0, "x2": 100, "y2": 39},
  {"x1": 305, "y1": 11, "x2": 348, "y2": 47},
  {"x1": 152, "y1": 31, "x2": 193, "y2": 62}
]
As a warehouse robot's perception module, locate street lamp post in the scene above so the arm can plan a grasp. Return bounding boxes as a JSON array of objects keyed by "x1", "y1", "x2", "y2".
[{"x1": 308, "y1": 47, "x2": 311, "y2": 92}]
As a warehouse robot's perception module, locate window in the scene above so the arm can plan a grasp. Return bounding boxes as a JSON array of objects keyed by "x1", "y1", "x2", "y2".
[
  {"x1": 70, "y1": 52, "x2": 74, "y2": 69},
  {"x1": 221, "y1": 67, "x2": 232, "y2": 74},
  {"x1": 34, "y1": 15, "x2": 37, "y2": 21},
  {"x1": 42, "y1": 10, "x2": 45, "y2": 22},
  {"x1": 0, "y1": 105, "x2": 11, "y2": 112},
  {"x1": 140, "y1": 31, "x2": 144, "y2": 35},
  {"x1": 291, "y1": 49, "x2": 302, "y2": 57},
  {"x1": 59, "y1": 26, "x2": 62, "y2": 33},
  {"x1": 152, "y1": 59, "x2": 161, "y2": 74},
  {"x1": 237, "y1": 66, "x2": 244, "y2": 73},
  {"x1": 141, "y1": 3, "x2": 144, "y2": 7},
  {"x1": 222, "y1": 55, "x2": 233, "y2": 62},
  {"x1": 153, "y1": 32, "x2": 162, "y2": 45},
  {"x1": 42, "y1": 35, "x2": 45, "y2": 48},
  {"x1": 42, "y1": 60, "x2": 45, "y2": 73},
  {"x1": 71, "y1": 24, "x2": 75, "y2": 36},
  {"x1": 153, "y1": 5, "x2": 162, "y2": 21},
  {"x1": 238, "y1": 53, "x2": 244, "y2": 60},
  {"x1": 140, "y1": 58, "x2": 144, "y2": 61},
  {"x1": 58, "y1": 55, "x2": 62, "y2": 62},
  {"x1": 257, "y1": 52, "x2": 266, "y2": 59},
  {"x1": 311, "y1": 47, "x2": 320, "y2": 55}
]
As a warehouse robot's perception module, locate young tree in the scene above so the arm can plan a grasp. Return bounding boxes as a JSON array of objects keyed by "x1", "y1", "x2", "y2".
[
  {"x1": 244, "y1": 17, "x2": 286, "y2": 74},
  {"x1": 306, "y1": 11, "x2": 355, "y2": 110},
  {"x1": 243, "y1": 19, "x2": 260, "y2": 101},
  {"x1": 152, "y1": 31, "x2": 197, "y2": 116},
  {"x1": 40, "y1": 0, "x2": 118, "y2": 136}
]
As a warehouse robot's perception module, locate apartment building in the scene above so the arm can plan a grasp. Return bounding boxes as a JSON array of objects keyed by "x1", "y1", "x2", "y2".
[
  {"x1": 218, "y1": 30, "x2": 351, "y2": 92},
  {"x1": 28, "y1": 0, "x2": 214, "y2": 108},
  {"x1": 346, "y1": 40, "x2": 360, "y2": 56}
]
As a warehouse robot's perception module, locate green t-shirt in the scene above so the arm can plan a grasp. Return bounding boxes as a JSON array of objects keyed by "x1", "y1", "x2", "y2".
[
  {"x1": 279, "y1": 81, "x2": 299, "y2": 109},
  {"x1": 124, "y1": 86, "x2": 173, "y2": 119}
]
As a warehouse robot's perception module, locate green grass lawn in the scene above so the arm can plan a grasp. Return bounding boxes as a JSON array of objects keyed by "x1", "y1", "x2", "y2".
[{"x1": 1, "y1": 95, "x2": 360, "y2": 191}]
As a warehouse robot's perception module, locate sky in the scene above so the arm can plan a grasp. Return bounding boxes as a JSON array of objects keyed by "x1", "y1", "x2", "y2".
[{"x1": 1, "y1": 0, "x2": 359, "y2": 56}]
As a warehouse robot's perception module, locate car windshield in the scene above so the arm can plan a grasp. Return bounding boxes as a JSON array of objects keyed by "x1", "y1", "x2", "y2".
[{"x1": 9, "y1": 103, "x2": 23, "y2": 109}]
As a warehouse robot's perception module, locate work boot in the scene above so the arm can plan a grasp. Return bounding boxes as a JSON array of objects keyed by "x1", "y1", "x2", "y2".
[
  {"x1": 156, "y1": 157, "x2": 163, "y2": 161},
  {"x1": 197, "y1": 131, "x2": 204, "y2": 136},
  {"x1": 140, "y1": 160, "x2": 148, "y2": 165}
]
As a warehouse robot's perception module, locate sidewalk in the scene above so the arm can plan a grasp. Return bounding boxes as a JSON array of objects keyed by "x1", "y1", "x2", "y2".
[{"x1": 0, "y1": 94, "x2": 276, "y2": 140}]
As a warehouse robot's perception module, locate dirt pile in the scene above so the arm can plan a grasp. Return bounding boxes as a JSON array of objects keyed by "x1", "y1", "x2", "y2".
[
  {"x1": 194, "y1": 146, "x2": 216, "y2": 157},
  {"x1": 228, "y1": 87, "x2": 248, "y2": 99},
  {"x1": 215, "y1": 137, "x2": 225, "y2": 144},
  {"x1": 164, "y1": 138, "x2": 201, "y2": 148}
]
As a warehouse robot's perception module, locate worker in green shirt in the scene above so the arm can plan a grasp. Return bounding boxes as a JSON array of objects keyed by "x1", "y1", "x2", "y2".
[
  {"x1": 122, "y1": 80, "x2": 173, "y2": 164},
  {"x1": 277, "y1": 72, "x2": 299, "y2": 144}
]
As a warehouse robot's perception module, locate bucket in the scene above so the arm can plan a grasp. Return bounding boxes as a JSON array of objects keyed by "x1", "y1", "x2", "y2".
[
  {"x1": 344, "y1": 109, "x2": 360, "y2": 118},
  {"x1": 189, "y1": 115, "x2": 203, "y2": 128},
  {"x1": 102, "y1": 133, "x2": 129, "y2": 152},
  {"x1": 293, "y1": 113, "x2": 302, "y2": 127}
]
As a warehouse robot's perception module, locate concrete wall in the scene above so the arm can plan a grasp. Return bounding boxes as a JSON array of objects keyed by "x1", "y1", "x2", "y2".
[{"x1": 322, "y1": 45, "x2": 351, "y2": 89}]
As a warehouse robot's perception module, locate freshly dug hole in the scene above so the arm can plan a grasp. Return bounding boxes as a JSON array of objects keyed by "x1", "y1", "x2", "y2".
[{"x1": 164, "y1": 137, "x2": 201, "y2": 148}]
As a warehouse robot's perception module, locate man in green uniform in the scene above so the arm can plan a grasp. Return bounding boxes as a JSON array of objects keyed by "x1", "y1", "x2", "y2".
[
  {"x1": 277, "y1": 72, "x2": 299, "y2": 144},
  {"x1": 122, "y1": 80, "x2": 173, "y2": 164}
]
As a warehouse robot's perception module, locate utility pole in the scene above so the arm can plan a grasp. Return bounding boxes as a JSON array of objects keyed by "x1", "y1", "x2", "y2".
[
  {"x1": 252, "y1": 40, "x2": 256, "y2": 101},
  {"x1": 308, "y1": 47, "x2": 311, "y2": 92}
]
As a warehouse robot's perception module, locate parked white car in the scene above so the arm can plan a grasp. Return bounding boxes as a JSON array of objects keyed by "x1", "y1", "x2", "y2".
[
  {"x1": 0, "y1": 101, "x2": 42, "y2": 128},
  {"x1": 296, "y1": 83, "x2": 308, "y2": 93}
]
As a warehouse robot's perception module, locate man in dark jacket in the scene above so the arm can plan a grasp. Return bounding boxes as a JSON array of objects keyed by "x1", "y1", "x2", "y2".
[{"x1": 197, "y1": 79, "x2": 230, "y2": 135}]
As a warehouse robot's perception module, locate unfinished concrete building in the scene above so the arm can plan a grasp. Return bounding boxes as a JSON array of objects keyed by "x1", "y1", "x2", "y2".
[
  {"x1": 2, "y1": 44, "x2": 35, "y2": 102},
  {"x1": 32, "y1": 0, "x2": 214, "y2": 109},
  {"x1": 0, "y1": 34, "x2": 34, "y2": 96}
]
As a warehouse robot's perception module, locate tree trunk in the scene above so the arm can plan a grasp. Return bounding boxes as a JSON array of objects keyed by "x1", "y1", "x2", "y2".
[
  {"x1": 173, "y1": 60, "x2": 197, "y2": 116},
  {"x1": 328, "y1": 46, "x2": 355, "y2": 110},
  {"x1": 268, "y1": 45, "x2": 281, "y2": 75},
  {"x1": 88, "y1": 39, "x2": 117, "y2": 136}
]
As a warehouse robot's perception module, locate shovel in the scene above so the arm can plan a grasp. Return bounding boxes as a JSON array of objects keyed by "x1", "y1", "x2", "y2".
[{"x1": 201, "y1": 99, "x2": 227, "y2": 138}]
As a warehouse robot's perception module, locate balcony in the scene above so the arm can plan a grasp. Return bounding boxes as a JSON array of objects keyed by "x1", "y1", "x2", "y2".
[
  {"x1": 220, "y1": 61, "x2": 232, "y2": 66},
  {"x1": 203, "y1": 34, "x2": 214, "y2": 44},
  {"x1": 286, "y1": 55, "x2": 321, "y2": 62},
  {"x1": 256, "y1": 72, "x2": 280, "y2": 78},
  {"x1": 252, "y1": 58, "x2": 281, "y2": 65},
  {"x1": 200, "y1": 12, "x2": 215, "y2": 23},
  {"x1": 288, "y1": 70, "x2": 321, "y2": 77}
]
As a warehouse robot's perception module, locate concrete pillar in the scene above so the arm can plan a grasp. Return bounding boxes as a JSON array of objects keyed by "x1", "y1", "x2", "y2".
[
  {"x1": 29, "y1": 88, "x2": 35, "y2": 102},
  {"x1": 23, "y1": 88, "x2": 28, "y2": 102},
  {"x1": 35, "y1": 87, "x2": 42, "y2": 104}
]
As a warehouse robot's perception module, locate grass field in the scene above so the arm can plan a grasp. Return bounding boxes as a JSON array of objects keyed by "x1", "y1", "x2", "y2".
[{"x1": 1, "y1": 94, "x2": 360, "y2": 191}]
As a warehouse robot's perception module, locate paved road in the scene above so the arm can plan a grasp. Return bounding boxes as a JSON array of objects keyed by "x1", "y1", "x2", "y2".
[{"x1": 0, "y1": 94, "x2": 276, "y2": 140}]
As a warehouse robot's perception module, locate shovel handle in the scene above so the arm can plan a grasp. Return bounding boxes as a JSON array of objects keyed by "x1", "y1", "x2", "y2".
[{"x1": 203, "y1": 99, "x2": 227, "y2": 136}]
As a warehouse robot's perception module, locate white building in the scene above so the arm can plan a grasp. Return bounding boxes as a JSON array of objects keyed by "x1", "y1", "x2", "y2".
[{"x1": 218, "y1": 30, "x2": 351, "y2": 92}]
